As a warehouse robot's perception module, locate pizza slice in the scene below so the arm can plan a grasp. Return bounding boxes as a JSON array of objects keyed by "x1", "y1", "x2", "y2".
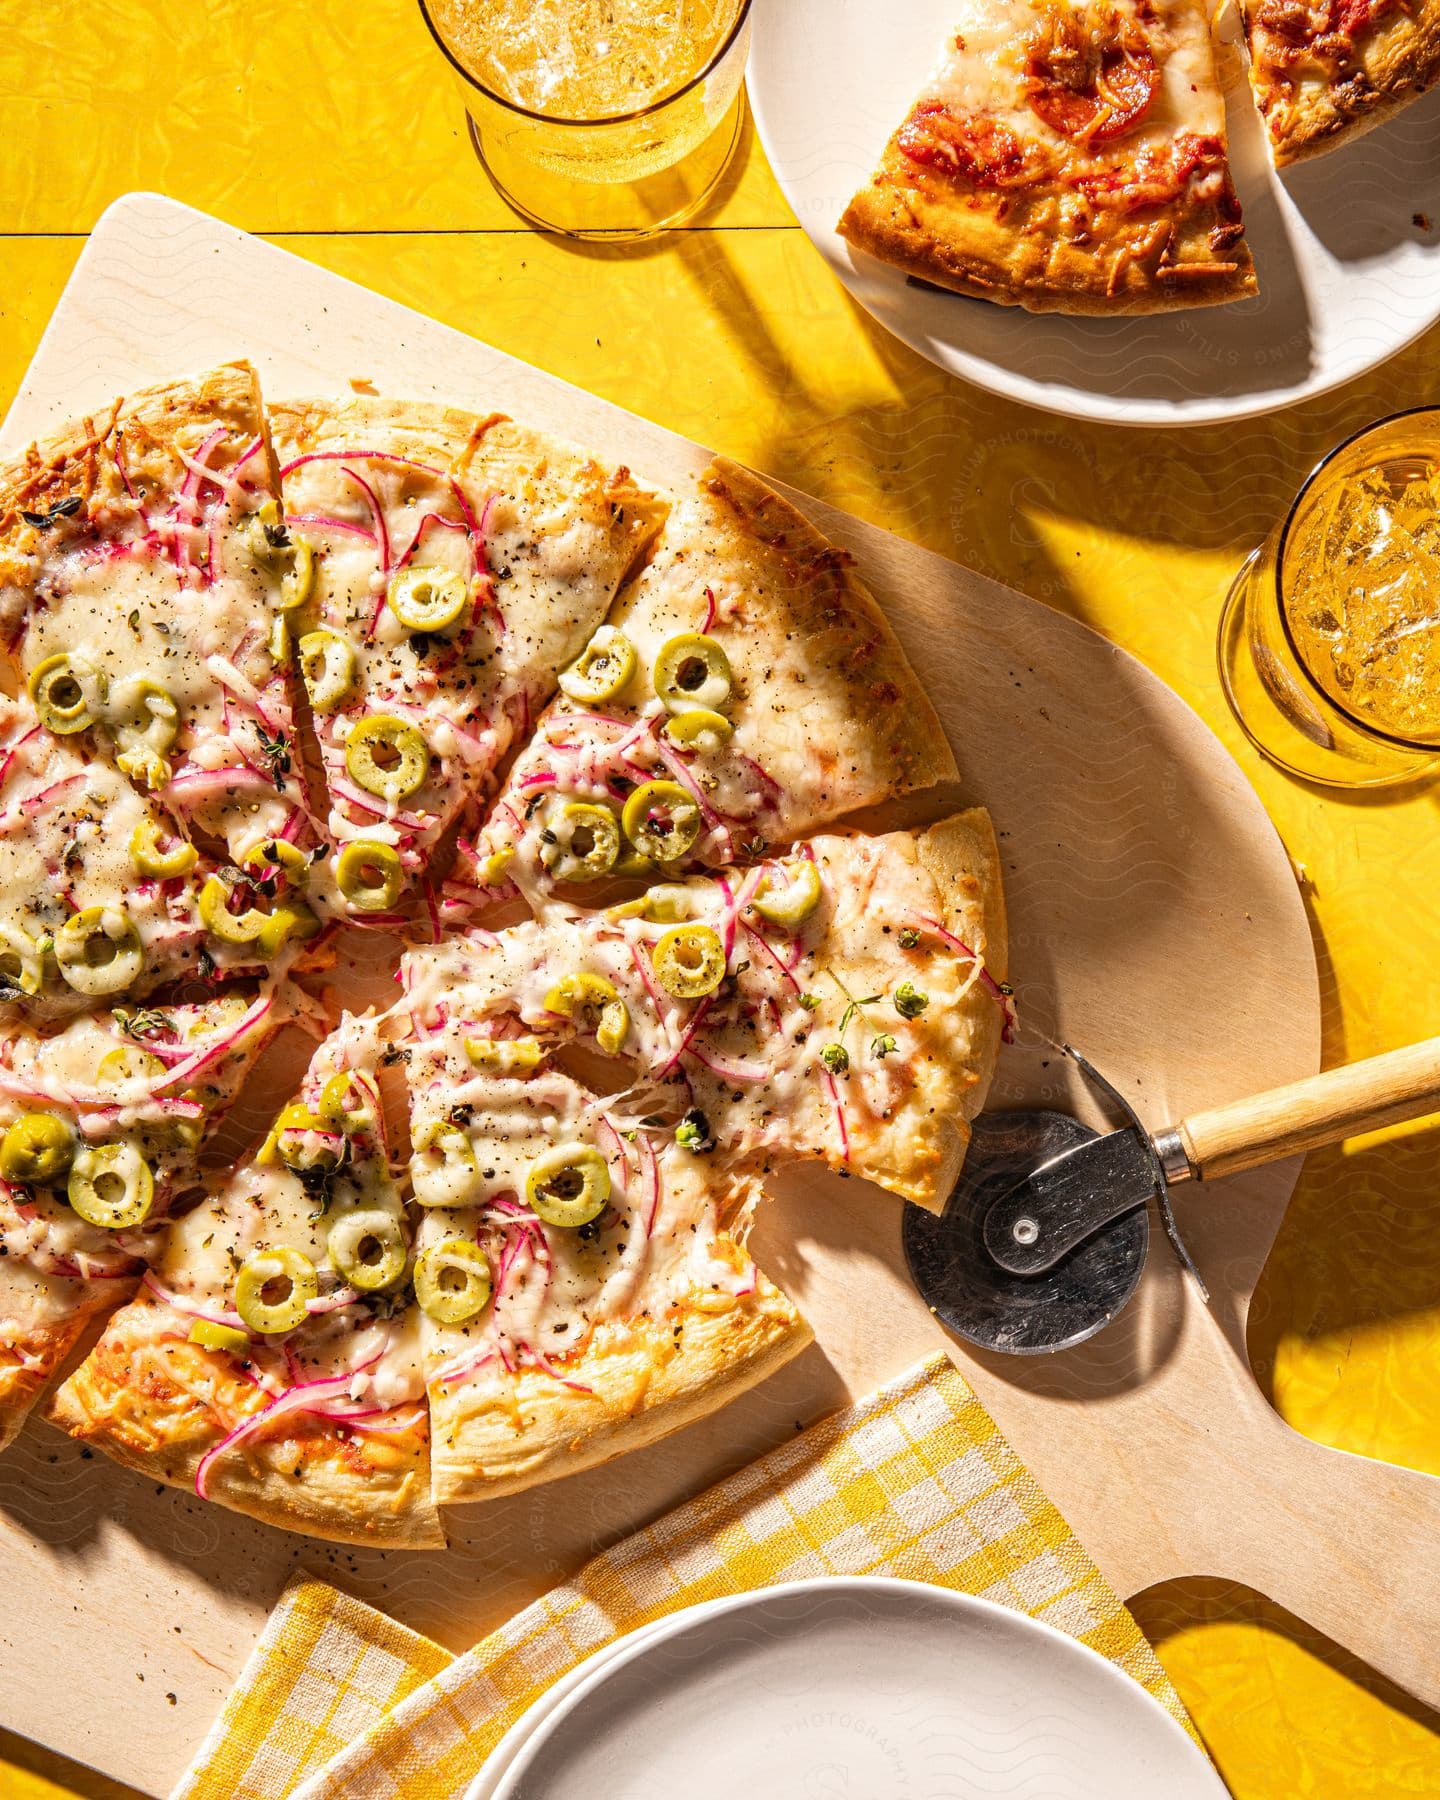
[
  {"x1": 269, "y1": 398, "x2": 666, "y2": 924},
  {"x1": 1240, "y1": 0, "x2": 1440, "y2": 162},
  {"x1": 836, "y1": 0, "x2": 1257, "y2": 313},
  {"x1": 0, "y1": 699, "x2": 331, "y2": 1015},
  {"x1": 445, "y1": 459, "x2": 956, "y2": 920},
  {"x1": 397, "y1": 1012, "x2": 807, "y2": 1507},
  {"x1": 46, "y1": 1014, "x2": 440, "y2": 1545},
  {"x1": 411, "y1": 815, "x2": 1007, "y2": 1215},
  {"x1": 0, "y1": 363, "x2": 324, "y2": 864},
  {"x1": 0, "y1": 986, "x2": 297, "y2": 1451}
]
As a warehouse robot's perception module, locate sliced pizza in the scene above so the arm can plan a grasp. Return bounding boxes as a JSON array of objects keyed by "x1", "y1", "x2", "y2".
[
  {"x1": 1240, "y1": 0, "x2": 1440, "y2": 162},
  {"x1": 446, "y1": 458, "x2": 955, "y2": 919},
  {"x1": 0, "y1": 363, "x2": 324, "y2": 865},
  {"x1": 396, "y1": 1013, "x2": 807, "y2": 1506},
  {"x1": 837, "y1": 0, "x2": 1257, "y2": 313},
  {"x1": 269, "y1": 398, "x2": 666, "y2": 923},
  {"x1": 0, "y1": 987, "x2": 296, "y2": 1451},
  {"x1": 46, "y1": 1013, "x2": 440, "y2": 1546},
  {"x1": 410, "y1": 815, "x2": 1007, "y2": 1215}
]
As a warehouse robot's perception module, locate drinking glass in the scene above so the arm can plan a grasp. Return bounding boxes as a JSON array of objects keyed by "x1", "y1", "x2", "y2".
[
  {"x1": 419, "y1": 0, "x2": 753, "y2": 241},
  {"x1": 1218, "y1": 409, "x2": 1440, "y2": 788}
]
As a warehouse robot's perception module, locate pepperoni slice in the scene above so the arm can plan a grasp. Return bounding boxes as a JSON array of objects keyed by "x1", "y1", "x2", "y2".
[{"x1": 1025, "y1": 8, "x2": 1161, "y2": 143}]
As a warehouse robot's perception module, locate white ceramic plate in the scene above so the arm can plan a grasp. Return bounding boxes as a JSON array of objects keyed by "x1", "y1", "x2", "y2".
[
  {"x1": 747, "y1": 0, "x2": 1440, "y2": 426},
  {"x1": 476, "y1": 1577, "x2": 1231, "y2": 1800}
]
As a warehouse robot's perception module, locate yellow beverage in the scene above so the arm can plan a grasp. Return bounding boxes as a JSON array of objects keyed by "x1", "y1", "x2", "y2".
[
  {"x1": 427, "y1": 0, "x2": 744, "y2": 118},
  {"x1": 1283, "y1": 448, "x2": 1440, "y2": 744}
]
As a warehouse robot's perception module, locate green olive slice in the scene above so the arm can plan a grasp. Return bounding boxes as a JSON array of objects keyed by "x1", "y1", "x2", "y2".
[
  {"x1": 298, "y1": 630, "x2": 358, "y2": 714},
  {"x1": 258, "y1": 1102, "x2": 345, "y2": 1174},
  {"x1": 327, "y1": 1209, "x2": 407, "y2": 1292},
  {"x1": 538, "y1": 801, "x2": 621, "y2": 884},
  {"x1": 653, "y1": 633, "x2": 732, "y2": 714},
  {"x1": 188, "y1": 1318, "x2": 251, "y2": 1354},
  {"x1": 543, "y1": 972, "x2": 630, "y2": 1054},
  {"x1": 0, "y1": 1112, "x2": 74, "y2": 1186},
  {"x1": 525, "y1": 1143, "x2": 610, "y2": 1229},
  {"x1": 652, "y1": 923, "x2": 726, "y2": 1000},
  {"x1": 54, "y1": 908, "x2": 143, "y2": 997},
  {"x1": 240, "y1": 838, "x2": 311, "y2": 890},
  {"x1": 0, "y1": 925, "x2": 49, "y2": 998},
  {"x1": 748, "y1": 858, "x2": 822, "y2": 928},
  {"x1": 335, "y1": 840, "x2": 404, "y2": 912},
  {"x1": 199, "y1": 876, "x2": 319, "y2": 955},
  {"x1": 388, "y1": 565, "x2": 468, "y2": 634},
  {"x1": 130, "y1": 818, "x2": 198, "y2": 879},
  {"x1": 250, "y1": 501, "x2": 314, "y2": 612},
  {"x1": 317, "y1": 1070, "x2": 379, "y2": 1134},
  {"x1": 557, "y1": 625, "x2": 636, "y2": 704},
  {"x1": 621, "y1": 781, "x2": 702, "y2": 863},
  {"x1": 96, "y1": 1046, "x2": 167, "y2": 1085},
  {"x1": 112, "y1": 678, "x2": 179, "y2": 789},
  {"x1": 410, "y1": 1123, "x2": 484, "y2": 1209},
  {"x1": 235, "y1": 1247, "x2": 318, "y2": 1334},
  {"x1": 415, "y1": 1237, "x2": 492, "y2": 1325},
  {"x1": 29, "y1": 654, "x2": 104, "y2": 736},
  {"x1": 345, "y1": 714, "x2": 430, "y2": 802},
  {"x1": 664, "y1": 708, "x2": 733, "y2": 748},
  {"x1": 464, "y1": 1035, "x2": 545, "y2": 1074},
  {"x1": 67, "y1": 1141, "x2": 154, "y2": 1230}
]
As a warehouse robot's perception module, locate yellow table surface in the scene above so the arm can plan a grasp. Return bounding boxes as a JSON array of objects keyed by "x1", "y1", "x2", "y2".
[{"x1": 2, "y1": 3, "x2": 1439, "y2": 1794}]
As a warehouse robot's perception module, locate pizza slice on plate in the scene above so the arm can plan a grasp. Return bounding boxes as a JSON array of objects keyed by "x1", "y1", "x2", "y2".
[
  {"x1": 0, "y1": 363, "x2": 324, "y2": 864},
  {"x1": 447, "y1": 458, "x2": 955, "y2": 918},
  {"x1": 1239, "y1": 0, "x2": 1440, "y2": 162},
  {"x1": 270, "y1": 399, "x2": 666, "y2": 923},
  {"x1": 47, "y1": 1013, "x2": 441, "y2": 1546},
  {"x1": 0, "y1": 987, "x2": 296, "y2": 1451},
  {"x1": 836, "y1": 0, "x2": 1257, "y2": 313}
]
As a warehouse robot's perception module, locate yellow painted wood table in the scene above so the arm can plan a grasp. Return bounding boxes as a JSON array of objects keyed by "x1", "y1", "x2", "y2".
[{"x1": 2, "y1": 3, "x2": 1439, "y2": 1795}]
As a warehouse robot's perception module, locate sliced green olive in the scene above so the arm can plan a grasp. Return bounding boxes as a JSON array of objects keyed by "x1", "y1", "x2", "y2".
[
  {"x1": 327, "y1": 1209, "x2": 407, "y2": 1292},
  {"x1": 112, "y1": 679, "x2": 179, "y2": 789},
  {"x1": 235, "y1": 1247, "x2": 318, "y2": 1334},
  {"x1": 0, "y1": 925, "x2": 49, "y2": 998},
  {"x1": 652, "y1": 923, "x2": 726, "y2": 1000},
  {"x1": 67, "y1": 1141, "x2": 154, "y2": 1230},
  {"x1": 388, "y1": 565, "x2": 468, "y2": 634},
  {"x1": 749, "y1": 858, "x2": 822, "y2": 928},
  {"x1": 241, "y1": 838, "x2": 311, "y2": 890},
  {"x1": 345, "y1": 714, "x2": 430, "y2": 803},
  {"x1": 410, "y1": 1123, "x2": 484, "y2": 1208},
  {"x1": 476, "y1": 845, "x2": 513, "y2": 888},
  {"x1": 664, "y1": 708, "x2": 733, "y2": 748},
  {"x1": 621, "y1": 781, "x2": 702, "y2": 864},
  {"x1": 130, "y1": 817, "x2": 198, "y2": 879},
  {"x1": 258, "y1": 1102, "x2": 345, "y2": 1174},
  {"x1": 543, "y1": 972, "x2": 630, "y2": 1054},
  {"x1": 335, "y1": 840, "x2": 403, "y2": 912},
  {"x1": 54, "y1": 908, "x2": 143, "y2": 997},
  {"x1": 29, "y1": 654, "x2": 104, "y2": 736},
  {"x1": 188, "y1": 1318, "x2": 251, "y2": 1354},
  {"x1": 525, "y1": 1143, "x2": 610, "y2": 1229},
  {"x1": 298, "y1": 630, "x2": 357, "y2": 714},
  {"x1": 414, "y1": 1237, "x2": 492, "y2": 1325},
  {"x1": 557, "y1": 625, "x2": 636, "y2": 704},
  {"x1": 198, "y1": 876, "x2": 319, "y2": 955},
  {"x1": 539, "y1": 801, "x2": 620, "y2": 884},
  {"x1": 0, "y1": 1112, "x2": 74, "y2": 1186},
  {"x1": 653, "y1": 633, "x2": 732, "y2": 714},
  {"x1": 464, "y1": 1035, "x2": 544, "y2": 1075},
  {"x1": 96, "y1": 1046, "x2": 166, "y2": 1085},
  {"x1": 317, "y1": 1070, "x2": 378, "y2": 1133},
  {"x1": 251, "y1": 501, "x2": 314, "y2": 612}
]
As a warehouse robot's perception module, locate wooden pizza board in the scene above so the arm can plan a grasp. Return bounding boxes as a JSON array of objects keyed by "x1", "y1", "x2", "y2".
[{"x1": 1, "y1": 194, "x2": 1437, "y2": 1796}]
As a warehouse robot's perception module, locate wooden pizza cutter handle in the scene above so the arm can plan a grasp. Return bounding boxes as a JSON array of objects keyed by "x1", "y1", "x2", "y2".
[{"x1": 1160, "y1": 1035, "x2": 1440, "y2": 1182}]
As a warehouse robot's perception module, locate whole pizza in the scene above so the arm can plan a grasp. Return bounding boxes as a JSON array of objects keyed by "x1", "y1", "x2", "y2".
[{"x1": 0, "y1": 365, "x2": 1009, "y2": 1546}]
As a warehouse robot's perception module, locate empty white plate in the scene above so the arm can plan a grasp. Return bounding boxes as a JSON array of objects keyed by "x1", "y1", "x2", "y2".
[
  {"x1": 748, "y1": 0, "x2": 1440, "y2": 426},
  {"x1": 477, "y1": 1577, "x2": 1230, "y2": 1799}
]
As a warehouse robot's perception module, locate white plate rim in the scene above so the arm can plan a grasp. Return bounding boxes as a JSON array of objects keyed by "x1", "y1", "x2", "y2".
[
  {"x1": 746, "y1": 0, "x2": 1440, "y2": 428},
  {"x1": 480, "y1": 1575, "x2": 1229, "y2": 1799}
]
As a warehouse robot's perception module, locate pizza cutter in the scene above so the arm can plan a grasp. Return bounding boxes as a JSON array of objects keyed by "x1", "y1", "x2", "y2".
[{"x1": 904, "y1": 1035, "x2": 1440, "y2": 1355}]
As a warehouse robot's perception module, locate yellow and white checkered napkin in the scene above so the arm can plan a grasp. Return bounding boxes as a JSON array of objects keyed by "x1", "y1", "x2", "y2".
[{"x1": 173, "y1": 1353, "x2": 1198, "y2": 1800}]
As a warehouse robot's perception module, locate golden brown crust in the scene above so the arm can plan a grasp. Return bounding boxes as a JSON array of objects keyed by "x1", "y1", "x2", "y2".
[
  {"x1": 1242, "y1": 0, "x2": 1440, "y2": 162},
  {"x1": 0, "y1": 1285, "x2": 131, "y2": 1453},
  {"x1": 427, "y1": 1270, "x2": 810, "y2": 1506},
  {"x1": 46, "y1": 1300, "x2": 444, "y2": 1548}
]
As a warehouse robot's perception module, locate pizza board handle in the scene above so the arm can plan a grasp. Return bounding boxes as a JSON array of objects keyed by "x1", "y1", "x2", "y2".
[{"x1": 1168, "y1": 1036, "x2": 1440, "y2": 1182}]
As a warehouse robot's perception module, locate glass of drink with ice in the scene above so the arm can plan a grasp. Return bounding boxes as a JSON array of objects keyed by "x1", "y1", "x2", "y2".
[
  {"x1": 419, "y1": 0, "x2": 753, "y2": 239},
  {"x1": 1219, "y1": 411, "x2": 1440, "y2": 787}
]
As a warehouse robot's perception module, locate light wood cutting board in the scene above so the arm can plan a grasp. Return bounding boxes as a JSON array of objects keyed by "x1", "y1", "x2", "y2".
[{"x1": 1, "y1": 194, "x2": 1436, "y2": 1796}]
